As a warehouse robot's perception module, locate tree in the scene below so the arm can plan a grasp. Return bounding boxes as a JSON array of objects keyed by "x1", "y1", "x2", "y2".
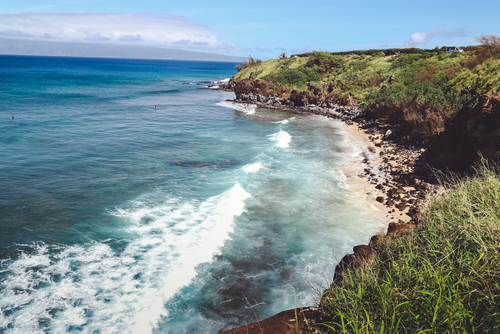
[
  {"x1": 234, "y1": 55, "x2": 263, "y2": 72},
  {"x1": 464, "y1": 34, "x2": 500, "y2": 69},
  {"x1": 476, "y1": 34, "x2": 500, "y2": 48}
]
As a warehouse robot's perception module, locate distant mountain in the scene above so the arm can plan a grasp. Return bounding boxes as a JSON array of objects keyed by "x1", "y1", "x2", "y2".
[{"x1": 0, "y1": 38, "x2": 245, "y2": 62}]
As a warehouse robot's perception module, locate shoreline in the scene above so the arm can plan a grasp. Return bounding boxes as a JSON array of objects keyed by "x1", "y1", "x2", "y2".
[
  {"x1": 220, "y1": 95, "x2": 434, "y2": 333},
  {"x1": 222, "y1": 98, "x2": 431, "y2": 223}
]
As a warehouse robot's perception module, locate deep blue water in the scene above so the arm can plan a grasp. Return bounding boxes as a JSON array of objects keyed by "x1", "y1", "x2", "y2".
[{"x1": 0, "y1": 55, "x2": 383, "y2": 333}]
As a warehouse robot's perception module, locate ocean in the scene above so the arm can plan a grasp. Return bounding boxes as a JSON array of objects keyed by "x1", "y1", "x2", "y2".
[{"x1": 0, "y1": 55, "x2": 384, "y2": 333}]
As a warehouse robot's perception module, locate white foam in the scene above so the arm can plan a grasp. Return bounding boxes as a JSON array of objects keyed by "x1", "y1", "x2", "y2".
[
  {"x1": 268, "y1": 129, "x2": 292, "y2": 148},
  {"x1": 217, "y1": 101, "x2": 256, "y2": 115},
  {"x1": 272, "y1": 117, "x2": 295, "y2": 124},
  {"x1": 212, "y1": 78, "x2": 230, "y2": 84},
  {"x1": 0, "y1": 183, "x2": 251, "y2": 333},
  {"x1": 243, "y1": 162, "x2": 262, "y2": 173}
]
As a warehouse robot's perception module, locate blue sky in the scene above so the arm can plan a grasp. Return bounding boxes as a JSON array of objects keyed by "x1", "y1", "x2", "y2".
[{"x1": 1, "y1": 0, "x2": 499, "y2": 60}]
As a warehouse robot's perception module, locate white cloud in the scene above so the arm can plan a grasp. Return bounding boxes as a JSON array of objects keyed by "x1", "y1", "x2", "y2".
[
  {"x1": 84, "y1": 32, "x2": 111, "y2": 42},
  {"x1": 404, "y1": 25, "x2": 469, "y2": 47},
  {"x1": 254, "y1": 46, "x2": 271, "y2": 52},
  {"x1": 303, "y1": 45, "x2": 313, "y2": 52},
  {"x1": 118, "y1": 34, "x2": 143, "y2": 42},
  {"x1": 0, "y1": 12, "x2": 243, "y2": 52},
  {"x1": 0, "y1": 29, "x2": 34, "y2": 37},
  {"x1": 41, "y1": 33, "x2": 57, "y2": 39}
]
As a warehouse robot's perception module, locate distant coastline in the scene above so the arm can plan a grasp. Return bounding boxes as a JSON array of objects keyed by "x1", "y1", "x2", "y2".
[{"x1": 0, "y1": 38, "x2": 246, "y2": 62}]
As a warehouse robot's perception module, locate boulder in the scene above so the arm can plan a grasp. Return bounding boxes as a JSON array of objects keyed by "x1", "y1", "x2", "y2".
[
  {"x1": 333, "y1": 254, "x2": 359, "y2": 283},
  {"x1": 353, "y1": 245, "x2": 375, "y2": 258},
  {"x1": 386, "y1": 222, "x2": 413, "y2": 237}
]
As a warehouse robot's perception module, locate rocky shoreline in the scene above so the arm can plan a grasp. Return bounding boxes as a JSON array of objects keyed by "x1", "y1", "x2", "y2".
[{"x1": 217, "y1": 79, "x2": 438, "y2": 333}]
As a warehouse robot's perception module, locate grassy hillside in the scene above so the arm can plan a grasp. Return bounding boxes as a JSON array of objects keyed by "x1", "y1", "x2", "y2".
[
  {"x1": 234, "y1": 46, "x2": 500, "y2": 144},
  {"x1": 317, "y1": 162, "x2": 500, "y2": 333}
]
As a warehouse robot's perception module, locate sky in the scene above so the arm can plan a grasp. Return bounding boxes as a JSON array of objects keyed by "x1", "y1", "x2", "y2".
[{"x1": 1, "y1": 0, "x2": 499, "y2": 60}]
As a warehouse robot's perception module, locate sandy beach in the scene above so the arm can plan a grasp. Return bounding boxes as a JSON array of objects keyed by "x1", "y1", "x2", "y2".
[{"x1": 338, "y1": 120, "x2": 414, "y2": 228}]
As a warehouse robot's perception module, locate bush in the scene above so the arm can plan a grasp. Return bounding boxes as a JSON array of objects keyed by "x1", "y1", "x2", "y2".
[
  {"x1": 464, "y1": 34, "x2": 500, "y2": 69},
  {"x1": 263, "y1": 68, "x2": 321, "y2": 87},
  {"x1": 368, "y1": 75, "x2": 385, "y2": 87},
  {"x1": 350, "y1": 60, "x2": 370, "y2": 72},
  {"x1": 305, "y1": 51, "x2": 345, "y2": 74},
  {"x1": 390, "y1": 53, "x2": 432, "y2": 69}
]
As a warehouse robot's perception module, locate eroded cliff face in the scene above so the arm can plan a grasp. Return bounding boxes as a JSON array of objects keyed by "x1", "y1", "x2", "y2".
[
  {"x1": 223, "y1": 78, "x2": 353, "y2": 108},
  {"x1": 427, "y1": 94, "x2": 500, "y2": 172}
]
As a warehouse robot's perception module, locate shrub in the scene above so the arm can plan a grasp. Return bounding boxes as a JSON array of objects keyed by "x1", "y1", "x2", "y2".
[
  {"x1": 464, "y1": 34, "x2": 500, "y2": 69},
  {"x1": 415, "y1": 64, "x2": 440, "y2": 82},
  {"x1": 235, "y1": 55, "x2": 263, "y2": 72},
  {"x1": 350, "y1": 60, "x2": 370, "y2": 72},
  {"x1": 368, "y1": 75, "x2": 385, "y2": 87},
  {"x1": 305, "y1": 51, "x2": 345, "y2": 74},
  {"x1": 263, "y1": 68, "x2": 321, "y2": 87}
]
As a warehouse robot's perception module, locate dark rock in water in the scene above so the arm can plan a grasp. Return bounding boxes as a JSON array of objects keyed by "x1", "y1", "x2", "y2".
[
  {"x1": 168, "y1": 159, "x2": 236, "y2": 168},
  {"x1": 376, "y1": 196, "x2": 384, "y2": 203}
]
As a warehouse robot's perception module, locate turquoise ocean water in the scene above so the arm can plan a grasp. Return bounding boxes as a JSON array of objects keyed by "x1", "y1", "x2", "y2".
[{"x1": 0, "y1": 55, "x2": 383, "y2": 333}]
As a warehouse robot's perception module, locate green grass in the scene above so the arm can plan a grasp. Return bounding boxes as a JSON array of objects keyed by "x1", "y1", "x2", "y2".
[{"x1": 317, "y1": 161, "x2": 500, "y2": 333}]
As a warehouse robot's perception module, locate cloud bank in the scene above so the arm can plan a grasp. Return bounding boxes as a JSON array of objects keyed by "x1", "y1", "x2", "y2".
[
  {"x1": 404, "y1": 25, "x2": 469, "y2": 47},
  {"x1": 0, "y1": 12, "x2": 243, "y2": 52}
]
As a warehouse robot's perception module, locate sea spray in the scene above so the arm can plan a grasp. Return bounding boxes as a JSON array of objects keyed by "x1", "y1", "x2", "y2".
[
  {"x1": 268, "y1": 129, "x2": 292, "y2": 148},
  {"x1": 242, "y1": 162, "x2": 262, "y2": 173},
  {"x1": 217, "y1": 101, "x2": 257, "y2": 114},
  {"x1": 0, "y1": 184, "x2": 250, "y2": 333}
]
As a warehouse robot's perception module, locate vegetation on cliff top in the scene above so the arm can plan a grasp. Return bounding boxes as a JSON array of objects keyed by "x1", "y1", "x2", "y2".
[
  {"x1": 234, "y1": 37, "x2": 500, "y2": 144},
  {"x1": 317, "y1": 162, "x2": 500, "y2": 333}
]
